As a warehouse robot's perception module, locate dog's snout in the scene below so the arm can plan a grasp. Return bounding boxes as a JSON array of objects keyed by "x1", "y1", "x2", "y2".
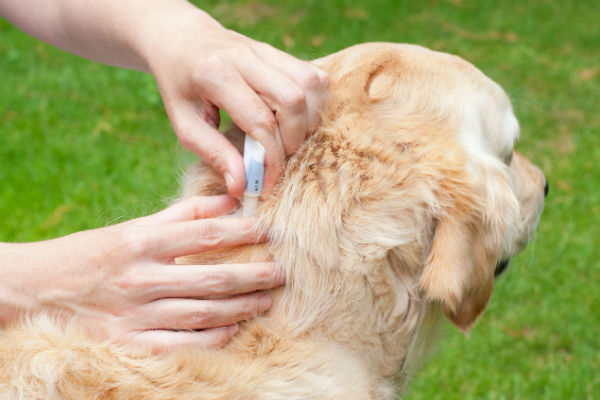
[{"x1": 544, "y1": 180, "x2": 549, "y2": 198}]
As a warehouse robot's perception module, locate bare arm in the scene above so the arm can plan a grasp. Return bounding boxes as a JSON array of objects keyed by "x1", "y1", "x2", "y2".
[
  {"x1": 0, "y1": 1, "x2": 327, "y2": 351},
  {"x1": 0, "y1": 196, "x2": 282, "y2": 352},
  {"x1": 0, "y1": 0, "x2": 180, "y2": 72},
  {"x1": 0, "y1": 0, "x2": 329, "y2": 196}
]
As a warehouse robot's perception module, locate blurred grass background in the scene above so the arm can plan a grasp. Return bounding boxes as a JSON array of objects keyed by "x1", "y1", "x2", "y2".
[{"x1": 1, "y1": 0, "x2": 598, "y2": 398}]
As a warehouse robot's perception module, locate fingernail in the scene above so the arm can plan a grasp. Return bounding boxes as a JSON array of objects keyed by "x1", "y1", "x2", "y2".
[
  {"x1": 259, "y1": 294, "x2": 272, "y2": 312},
  {"x1": 224, "y1": 173, "x2": 234, "y2": 190},
  {"x1": 228, "y1": 324, "x2": 239, "y2": 335}
]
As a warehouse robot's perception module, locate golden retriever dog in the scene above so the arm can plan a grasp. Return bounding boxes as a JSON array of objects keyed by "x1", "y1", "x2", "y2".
[{"x1": 0, "y1": 43, "x2": 546, "y2": 399}]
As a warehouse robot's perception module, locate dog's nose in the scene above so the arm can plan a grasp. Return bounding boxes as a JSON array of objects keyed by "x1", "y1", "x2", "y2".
[
  {"x1": 544, "y1": 181, "x2": 549, "y2": 198},
  {"x1": 494, "y1": 259, "x2": 510, "y2": 277}
]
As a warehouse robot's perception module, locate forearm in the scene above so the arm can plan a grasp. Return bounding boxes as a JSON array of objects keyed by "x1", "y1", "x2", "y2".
[
  {"x1": 0, "y1": 235, "x2": 107, "y2": 325},
  {"x1": 0, "y1": 242, "x2": 44, "y2": 323},
  {"x1": 0, "y1": 0, "x2": 218, "y2": 72},
  {"x1": 1, "y1": 0, "x2": 330, "y2": 202}
]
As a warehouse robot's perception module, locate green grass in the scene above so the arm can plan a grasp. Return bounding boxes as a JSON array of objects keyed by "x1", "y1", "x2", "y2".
[{"x1": 1, "y1": 0, "x2": 598, "y2": 398}]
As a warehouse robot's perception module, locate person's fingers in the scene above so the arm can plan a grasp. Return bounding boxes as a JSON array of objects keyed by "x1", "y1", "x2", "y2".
[
  {"x1": 234, "y1": 58, "x2": 308, "y2": 154},
  {"x1": 194, "y1": 60, "x2": 286, "y2": 195},
  {"x1": 130, "y1": 325, "x2": 239, "y2": 353},
  {"x1": 150, "y1": 217, "x2": 264, "y2": 260},
  {"x1": 139, "y1": 262, "x2": 282, "y2": 300},
  {"x1": 168, "y1": 100, "x2": 246, "y2": 197},
  {"x1": 254, "y1": 44, "x2": 330, "y2": 137},
  {"x1": 137, "y1": 294, "x2": 272, "y2": 331},
  {"x1": 146, "y1": 195, "x2": 239, "y2": 225}
]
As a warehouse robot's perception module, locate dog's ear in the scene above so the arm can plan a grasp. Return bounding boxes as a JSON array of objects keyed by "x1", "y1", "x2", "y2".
[
  {"x1": 418, "y1": 174, "x2": 518, "y2": 332},
  {"x1": 418, "y1": 209, "x2": 495, "y2": 332}
]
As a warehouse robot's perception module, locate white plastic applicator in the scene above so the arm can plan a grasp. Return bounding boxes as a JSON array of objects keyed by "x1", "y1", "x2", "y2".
[{"x1": 242, "y1": 135, "x2": 265, "y2": 217}]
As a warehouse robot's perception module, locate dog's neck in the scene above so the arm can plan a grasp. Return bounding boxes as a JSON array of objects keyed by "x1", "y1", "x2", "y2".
[
  {"x1": 245, "y1": 128, "x2": 449, "y2": 379},
  {"x1": 179, "y1": 112, "x2": 460, "y2": 394}
]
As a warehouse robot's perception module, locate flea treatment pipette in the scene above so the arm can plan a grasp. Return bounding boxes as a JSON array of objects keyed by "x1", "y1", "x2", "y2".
[{"x1": 242, "y1": 135, "x2": 265, "y2": 217}]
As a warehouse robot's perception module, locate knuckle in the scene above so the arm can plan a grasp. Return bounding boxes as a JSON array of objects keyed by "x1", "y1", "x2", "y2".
[
  {"x1": 204, "y1": 148, "x2": 228, "y2": 173},
  {"x1": 249, "y1": 103, "x2": 278, "y2": 135},
  {"x1": 190, "y1": 306, "x2": 213, "y2": 327},
  {"x1": 196, "y1": 221, "x2": 226, "y2": 247},
  {"x1": 237, "y1": 297, "x2": 259, "y2": 318},
  {"x1": 301, "y1": 70, "x2": 321, "y2": 89},
  {"x1": 115, "y1": 225, "x2": 151, "y2": 258},
  {"x1": 113, "y1": 271, "x2": 150, "y2": 295},
  {"x1": 207, "y1": 329, "x2": 233, "y2": 349},
  {"x1": 203, "y1": 270, "x2": 235, "y2": 294},
  {"x1": 196, "y1": 54, "x2": 227, "y2": 79},
  {"x1": 192, "y1": 54, "x2": 237, "y2": 95},
  {"x1": 295, "y1": 67, "x2": 325, "y2": 92},
  {"x1": 255, "y1": 264, "x2": 276, "y2": 286},
  {"x1": 315, "y1": 69, "x2": 330, "y2": 88},
  {"x1": 234, "y1": 44, "x2": 254, "y2": 59},
  {"x1": 254, "y1": 41, "x2": 274, "y2": 53},
  {"x1": 282, "y1": 88, "x2": 307, "y2": 113}
]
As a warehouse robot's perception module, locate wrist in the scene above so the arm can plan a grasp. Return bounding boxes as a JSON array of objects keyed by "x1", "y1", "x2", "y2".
[
  {"x1": 0, "y1": 234, "x2": 97, "y2": 325},
  {"x1": 135, "y1": 3, "x2": 225, "y2": 75}
]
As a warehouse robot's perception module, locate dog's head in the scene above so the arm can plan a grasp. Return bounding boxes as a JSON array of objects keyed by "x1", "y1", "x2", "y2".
[
  {"x1": 306, "y1": 43, "x2": 546, "y2": 332},
  {"x1": 180, "y1": 43, "x2": 546, "y2": 377}
]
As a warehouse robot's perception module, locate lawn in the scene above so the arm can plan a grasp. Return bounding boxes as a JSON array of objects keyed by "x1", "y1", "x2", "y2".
[{"x1": 1, "y1": 0, "x2": 598, "y2": 398}]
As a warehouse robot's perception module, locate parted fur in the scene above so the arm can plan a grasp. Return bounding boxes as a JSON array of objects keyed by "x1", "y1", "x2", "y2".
[{"x1": 0, "y1": 43, "x2": 545, "y2": 399}]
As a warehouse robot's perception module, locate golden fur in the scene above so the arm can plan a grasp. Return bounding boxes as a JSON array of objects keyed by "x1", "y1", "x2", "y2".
[{"x1": 0, "y1": 43, "x2": 545, "y2": 399}]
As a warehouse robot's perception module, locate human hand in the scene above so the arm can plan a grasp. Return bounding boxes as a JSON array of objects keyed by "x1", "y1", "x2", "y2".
[
  {"x1": 140, "y1": 8, "x2": 330, "y2": 197},
  {"x1": 0, "y1": 195, "x2": 282, "y2": 352},
  {"x1": 0, "y1": 0, "x2": 328, "y2": 196}
]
